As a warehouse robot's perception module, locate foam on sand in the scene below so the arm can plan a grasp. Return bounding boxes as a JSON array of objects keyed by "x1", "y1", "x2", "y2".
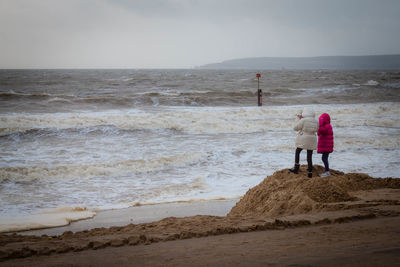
[{"x1": 0, "y1": 207, "x2": 95, "y2": 233}]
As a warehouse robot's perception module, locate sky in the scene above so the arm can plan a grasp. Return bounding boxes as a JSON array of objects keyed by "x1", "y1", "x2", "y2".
[{"x1": 1, "y1": 0, "x2": 400, "y2": 69}]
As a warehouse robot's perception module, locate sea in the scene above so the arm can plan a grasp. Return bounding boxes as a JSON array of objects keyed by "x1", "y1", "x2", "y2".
[{"x1": 1, "y1": 69, "x2": 400, "y2": 232}]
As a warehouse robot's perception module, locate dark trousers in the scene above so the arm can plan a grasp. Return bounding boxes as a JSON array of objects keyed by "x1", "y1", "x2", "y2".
[
  {"x1": 322, "y1": 152, "x2": 330, "y2": 172},
  {"x1": 295, "y1": 147, "x2": 313, "y2": 172}
]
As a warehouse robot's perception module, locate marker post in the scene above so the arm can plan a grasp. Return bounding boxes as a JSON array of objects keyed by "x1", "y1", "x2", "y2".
[{"x1": 256, "y1": 73, "x2": 262, "y2": 106}]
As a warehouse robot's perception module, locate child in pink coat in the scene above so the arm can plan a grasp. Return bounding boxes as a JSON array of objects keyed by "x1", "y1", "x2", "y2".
[{"x1": 317, "y1": 113, "x2": 334, "y2": 177}]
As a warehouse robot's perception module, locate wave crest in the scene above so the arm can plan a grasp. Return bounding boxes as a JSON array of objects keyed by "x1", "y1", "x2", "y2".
[
  {"x1": 1, "y1": 103, "x2": 399, "y2": 137},
  {"x1": 0, "y1": 153, "x2": 205, "y2": 180}
]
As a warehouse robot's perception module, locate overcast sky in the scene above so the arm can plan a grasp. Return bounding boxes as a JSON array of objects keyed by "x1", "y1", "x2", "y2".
[{"x1": 1, "y1": 0, "x2": 400, "y2": 68}]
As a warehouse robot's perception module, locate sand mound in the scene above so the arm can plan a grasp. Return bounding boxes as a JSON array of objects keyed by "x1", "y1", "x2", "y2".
[{"x1": 228, "y1": 165, "x2": 400, "y2": 218}]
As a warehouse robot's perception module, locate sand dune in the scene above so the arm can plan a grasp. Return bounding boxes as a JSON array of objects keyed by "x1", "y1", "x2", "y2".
[{"x1": 229, "y1": 165, "x2": 400, "y2": 217}]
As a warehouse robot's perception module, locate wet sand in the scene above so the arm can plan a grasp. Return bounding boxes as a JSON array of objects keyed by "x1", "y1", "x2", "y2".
[
  {"x1": 21, "y1": 199, "x2": 238, "y2": 236},
  {"x1": 3, "y1": 216, "x2": 400, "y2": 267}
]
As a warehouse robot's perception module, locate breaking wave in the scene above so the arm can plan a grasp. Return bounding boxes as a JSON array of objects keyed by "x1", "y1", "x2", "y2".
[
  {"x1": 1, "y1": 103, "x2": 399, "y2": 137},
  {"x1": 0, "y1": 152, "x2": 205, "y2": 180}
]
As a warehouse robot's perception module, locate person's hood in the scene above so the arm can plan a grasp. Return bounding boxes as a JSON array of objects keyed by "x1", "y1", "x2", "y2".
[
  {"x1": 319, "y1": 113, "x2": 331, "y2": 126},
  {"x1": 302, "y1": 107, "x2": 315, "y2": 118}
]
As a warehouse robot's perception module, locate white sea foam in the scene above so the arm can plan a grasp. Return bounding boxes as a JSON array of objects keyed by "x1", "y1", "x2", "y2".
[
  {"x1": 0, "y1": 152, "x2": 205, "y2": 180},
  {"x1": 365, "y1": 80, "x2": 379, "y2": 86},
  {"x1": 1, "y1": 102, "x2": 399, "y2": 136},
  {"x1": 0, "y1": 207, "x2": 95, "y2": 233},
  {"x1": 384, "y1": 82, "x2": 400, "y2": 88}
]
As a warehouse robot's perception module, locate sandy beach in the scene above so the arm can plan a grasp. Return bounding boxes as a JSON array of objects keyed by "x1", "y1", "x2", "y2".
[
  {"x1": 3, "y1": 216, "x2": 400, "y2": 266},
  {"x1": 1, "y1": 165, "x2": 399, "y2": 266}
]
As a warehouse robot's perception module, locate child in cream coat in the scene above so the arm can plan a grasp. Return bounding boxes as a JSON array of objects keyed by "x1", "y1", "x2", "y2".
[{"x1": 289, "y1": 107, "x2": 319, "y2": 178}]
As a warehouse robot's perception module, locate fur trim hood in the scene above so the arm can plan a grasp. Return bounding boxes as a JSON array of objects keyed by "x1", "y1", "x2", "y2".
[{"x1": 302, "y1": 107, "x2": 315, "y2": 118}]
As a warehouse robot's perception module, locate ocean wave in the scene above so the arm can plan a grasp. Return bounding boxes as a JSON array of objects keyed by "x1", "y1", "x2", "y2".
[
  {"x1": 383, "y1": 82, "x2": 400, "y2": 89},
  {"x1": 144, "y1": 177, "x2": 210, "y2": 201},
  {"x1": 0, "y1": 89, "x2": 261, "y2": 109},
  {"x1": 1, "y1": 103, "x2": 399, "y2": 136},
  {"x1": 0, "y1": 108, "x2": 285, "y2": 136},
  {"x1": 334, "y1": 118, "x2": 400, "y2": 128},
  {"x1": 0, "y1": 91, "x2": 76, "y2": 99},
  {"x1": 0, "y1": 152, "x2": 205, "y2": 180},
  {"x1": 2, "y1": 84, "x2": 399, "y2": 111},
  {"x1": 259, "y1": 136, "x2": 400, "y2": 152},
  {"x1": 364, "y1": 80, "x2": 379, "y2": 86},
  {"x1": 47, "y1": 96, "x2": 74, "y2": 102},
  {"x1": 334, "y1": 138, "x2": 400, "y2": 151}
]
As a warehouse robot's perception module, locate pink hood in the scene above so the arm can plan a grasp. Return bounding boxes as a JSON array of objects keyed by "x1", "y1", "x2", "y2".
[{"x1": 319, "y1": 113, "x2": 331, "y2": 127}]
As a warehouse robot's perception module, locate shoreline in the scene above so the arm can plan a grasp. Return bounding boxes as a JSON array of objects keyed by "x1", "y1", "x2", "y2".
[
  {"x1": 2, "y1": 204, "x2": 400, "y2": 266},
  {"x1": 4, "y1": 216, "x2": 400, "y2": 267},
  {"x1": 2, "y1": 167, "x2": 399, "y2": 265},
  {"x1": 19, "y1": 199, "x2": 238, "y2": 236}
]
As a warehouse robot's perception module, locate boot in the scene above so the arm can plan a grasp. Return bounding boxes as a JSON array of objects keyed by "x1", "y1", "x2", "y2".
[
  {"x1": 320, "y1": 171, "x2": 331, "y2": 177},
  {"x1": 289, "y1": 163, "x2": 300, "y2": 174},
  {"x1": 308, "y1": 166, "x2": 313, "y2": 178}
]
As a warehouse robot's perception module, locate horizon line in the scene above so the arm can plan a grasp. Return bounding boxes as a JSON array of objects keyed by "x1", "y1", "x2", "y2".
[{"x1": 2, "y1": 54, "x2": 400, "y2": 70}]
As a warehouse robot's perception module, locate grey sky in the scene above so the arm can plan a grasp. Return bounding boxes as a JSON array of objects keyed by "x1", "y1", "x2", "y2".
[{"x1": 1, "y1": 0, "x2": 399, "y2": 68}]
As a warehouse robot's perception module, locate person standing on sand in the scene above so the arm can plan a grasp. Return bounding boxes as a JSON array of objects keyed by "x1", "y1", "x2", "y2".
[
  {"x1": 317, "y1": 113, "x2": 334, "y2": 177},
  {"x1": 289, "y1": 107, "x2": 319, "y2": 178}
]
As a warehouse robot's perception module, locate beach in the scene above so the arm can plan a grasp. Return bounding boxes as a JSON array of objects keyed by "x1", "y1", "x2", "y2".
[
  {"x1": 3, "y1": 216, "x2": 400, "y2": 266},
  {"x1": 1, "y1": 69, "x2": 400, "y2": 265},
  {"x1": 1, "y1": 166, "x2": 400, "y2": 265},
  {"x1": 2, "y1": 0, "x2": 400, "y2": 264}
]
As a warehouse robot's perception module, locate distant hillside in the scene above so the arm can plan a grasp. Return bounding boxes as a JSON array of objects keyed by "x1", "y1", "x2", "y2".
[{"x1": 199, "y1": 55, "x2": 400, "y2": 70}]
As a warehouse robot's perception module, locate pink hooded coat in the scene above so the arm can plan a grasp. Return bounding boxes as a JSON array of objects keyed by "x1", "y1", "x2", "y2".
[{"x1": 317, "y1": 113, "x2": 334, "y2": 153}]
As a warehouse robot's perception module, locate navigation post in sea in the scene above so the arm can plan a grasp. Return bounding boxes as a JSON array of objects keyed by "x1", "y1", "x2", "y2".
[{"x1": 256, "y1": 73, "x2": 262, "y2": 106}]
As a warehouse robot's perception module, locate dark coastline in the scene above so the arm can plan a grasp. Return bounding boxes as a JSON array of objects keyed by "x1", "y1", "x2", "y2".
[{"x1": 199, "y1": 55, "x2": 400, "y2": 70}]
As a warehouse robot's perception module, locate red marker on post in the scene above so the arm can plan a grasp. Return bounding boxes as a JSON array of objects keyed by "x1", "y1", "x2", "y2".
[{"x1": 256, "y1": 73, "x2": 262, "y2": 106}]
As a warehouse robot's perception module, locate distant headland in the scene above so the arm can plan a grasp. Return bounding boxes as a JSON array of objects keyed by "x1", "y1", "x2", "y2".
[{"x1": 198, "y1": 55, "x2": 400, "y2": 70}]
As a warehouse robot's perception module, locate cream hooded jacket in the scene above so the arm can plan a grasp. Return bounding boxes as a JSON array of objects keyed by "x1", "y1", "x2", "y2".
[{"x1": 294, "y1": 107, "x2": 319, "y2": 150}]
